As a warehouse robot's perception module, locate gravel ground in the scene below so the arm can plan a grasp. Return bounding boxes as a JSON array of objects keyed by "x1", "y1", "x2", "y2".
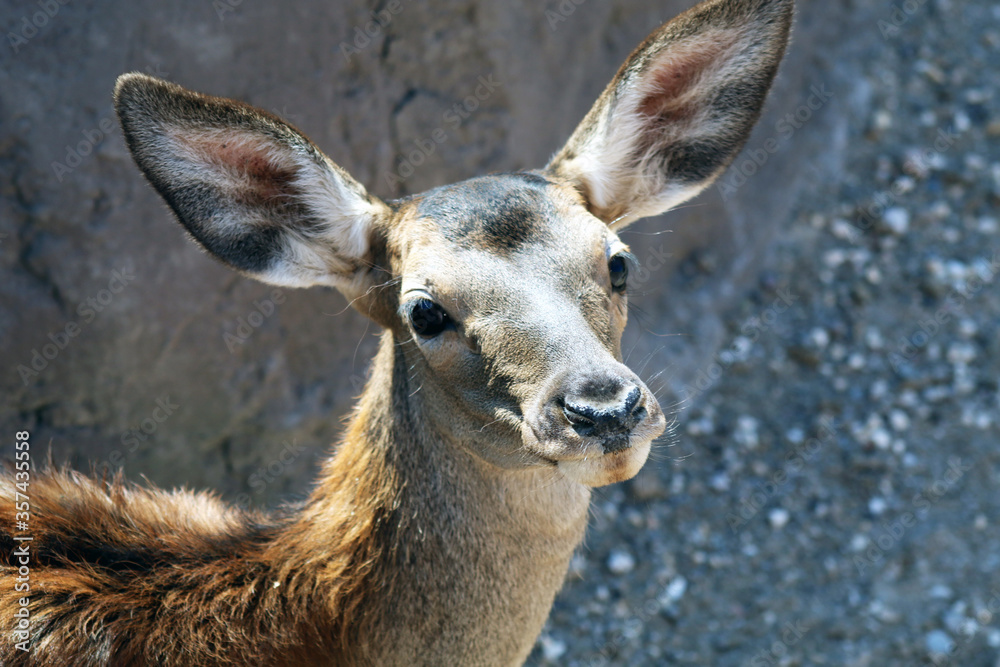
[{"x1": 530, "y1": 2, "x2": 1000, "y2": 665}]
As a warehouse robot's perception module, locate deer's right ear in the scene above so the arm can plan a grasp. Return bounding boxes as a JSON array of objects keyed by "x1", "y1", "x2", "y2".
[
  {"x1": 546, "y1": 0, "x2": 793, "y2": 229},
  {"x1": 114, "y1": 73, "x2": 391, "y2": 293}
]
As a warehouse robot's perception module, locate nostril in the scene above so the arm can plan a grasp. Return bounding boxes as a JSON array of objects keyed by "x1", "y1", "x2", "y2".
[
  {"x1": 623, "y1": 386, "x2": 641, "y2": 416},
  {"x1": 563, "y1": 402, "x2": 597, "y2": 435},
  {"x1": 561, "y1": 384, "x2": 647, "y2": 439},
  {"x1": 630, "y1": 406, "x2": 647, "y2": 425}
]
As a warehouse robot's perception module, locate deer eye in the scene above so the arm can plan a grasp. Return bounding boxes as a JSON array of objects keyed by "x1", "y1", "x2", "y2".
[
  {"x1": 408, "y1": 299, "x2": 453, "y2": 338},
  {"x1": 608, "y1": 254, "x2": 629, "y2": 291}
]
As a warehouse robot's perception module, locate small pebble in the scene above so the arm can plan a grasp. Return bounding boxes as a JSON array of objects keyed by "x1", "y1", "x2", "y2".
[
  {"x1": 808, "y1": 327, "x2": 830, "y2": 348},
  {"x1": 957, "y1": 319, "x2": 978, "y2": 337},
  {"x1": 868, "y1": 497, "x2": 888, "y2": 515},
  {"x1": 785, "y1": 427, "x2": 805, "y2": 444},
  {"x1": 539, "y1": 635, "x2": 567, "y2": 661},
  {"x1": 870, "y1": 427, "x2": 892, "y2": 450},
  {"x1": 893, "y1": 176, "x2": 916, "y2": 194},
  {"x1": 831, "y1": 218, "x2": 860, "y2": 241},
  {"x1": 889, "y1": 409, "x2": 911, "y2": 431},
  {"x1": 865, "y1": 328, "x2": 884, "y2": 350},
  {"x1": 768, "y1": 508, "x2": 791, "y2": 529},
  {"x1": 925, "y1": 630, "x2": 955, "y2": 655},
  {"x1": 607, "y1": 550, "x2": 635, "y2": 575},
  {"x1": 568, "y1": 553, "x2": 587, "y2": 578},
  {"x1": 709, "y1": 472, "x2": 731, "y2": 492},
  {"x1": 977, "y1": 217, "x2": 998, "y2": 234},
  {"x1": 734, "y1": 415, "x2": 761, "y2": 449},
  {"x1": 686, "y1": 415, "x2": 715, "y2": 436},
  {"x1": 965, "y1": 154, "x2": 986, "y2": 171},
  {"x1": 662, "y1": 576, "x2": 688, "y2": 605},
  {"x1": 929, "y1": 585, "x2": 954, "y2": 600},
  {"x1": 944, "y1": 602, "x2": 967, "y2": 633},
  {"x1": 924, "y1": 386, "x2": 952, "y2": 403},
  {"x1": 947, "y1": 342, "x2": 976, "y2": 364},
  {"x1": 953, "y1": 110, "x2": 971, "y2": 133},
  {"x1": 899, "y1": 389, "x2": 920, "y2": 407},
  {"x1": 870, "y1": 379, "x2": 889, "y2": 400},
  {"x1": 964, "y1": 88, "x2": 989, "y2": 104},
  {"x1": 883, "y1": 207, "x2": 911, "y2": 235},
  {"x1": 873, "y1": 109, "x2": 892, "y2": 131}
]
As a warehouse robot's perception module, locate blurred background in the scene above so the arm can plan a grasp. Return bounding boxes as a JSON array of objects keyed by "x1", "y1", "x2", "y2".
[{"x1": 2, "y1": 0, "x2": 998, "y2": 664}]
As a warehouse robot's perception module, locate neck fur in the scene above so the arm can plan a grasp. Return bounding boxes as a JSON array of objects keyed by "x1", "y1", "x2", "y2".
[{"x1": 272, "y1": 331, "x2": 591, "y2": 665}]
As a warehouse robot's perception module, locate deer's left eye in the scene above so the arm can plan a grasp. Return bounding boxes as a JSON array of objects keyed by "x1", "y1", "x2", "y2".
[
  {"x1": 608, "y1": 255, "x2": 629, "y2": 292},
  {"x1": 408, "y1": 299, "x2": 453, "y2": 338}
]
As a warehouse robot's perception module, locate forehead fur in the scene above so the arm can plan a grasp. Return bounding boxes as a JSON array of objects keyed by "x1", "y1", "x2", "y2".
[{"x1": 412, "y1": 172, "x2": 559, "y2": 254}]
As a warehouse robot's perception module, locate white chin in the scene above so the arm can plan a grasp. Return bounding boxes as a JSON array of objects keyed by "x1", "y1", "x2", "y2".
[{"x1": 556, "y1": 439, "x2": 651, "y2": 487}]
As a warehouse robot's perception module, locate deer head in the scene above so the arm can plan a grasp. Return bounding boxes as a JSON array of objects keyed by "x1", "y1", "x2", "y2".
[{"x1": 114, "y1": 0, "x2": 791, "y2": 489}]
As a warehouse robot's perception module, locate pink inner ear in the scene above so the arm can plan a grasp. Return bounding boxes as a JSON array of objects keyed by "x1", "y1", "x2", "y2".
[
  {"x1": 174, "y1": 130, "x2": 300, "y2": 204},
  {"x1": 638, "y1": 30, "x2": 740, "y2": 123}
]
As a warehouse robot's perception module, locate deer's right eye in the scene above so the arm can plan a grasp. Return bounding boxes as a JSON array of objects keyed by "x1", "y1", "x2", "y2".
[{"x1": 408, "y1": 299, "x2": 453, "y2": 338}]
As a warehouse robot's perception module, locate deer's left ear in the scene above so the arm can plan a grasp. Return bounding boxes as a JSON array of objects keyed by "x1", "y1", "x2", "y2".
[
  {"x1": 114, "y1": 73, "x2": 392, "y2": 296},
  {"x1": 546, "y1": 0, "x2": 793, "y2": 229}
]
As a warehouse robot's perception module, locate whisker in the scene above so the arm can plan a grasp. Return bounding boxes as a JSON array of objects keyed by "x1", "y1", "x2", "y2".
[
  {"x1": 323, "y1": 276, "x2": 402, "y2": 317},
  {"x1": 477, "y1": 418, "x2": 505, "y2": 433}
]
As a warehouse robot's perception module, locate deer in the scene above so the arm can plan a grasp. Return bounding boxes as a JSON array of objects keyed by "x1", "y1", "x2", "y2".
[{"x1": 1, "y1": 0, "x2": 792, "y2": 664}]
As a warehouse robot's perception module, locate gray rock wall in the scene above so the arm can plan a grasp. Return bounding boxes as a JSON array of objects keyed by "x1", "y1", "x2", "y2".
[{"x1": 0, "y1": 0, "x2": 859, "y2": 505}]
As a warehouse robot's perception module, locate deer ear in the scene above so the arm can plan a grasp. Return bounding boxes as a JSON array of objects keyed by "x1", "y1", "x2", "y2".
[
  {"x1": 114, "y1": 73, "x2": 391, "y2": 294},
  {"x1": 546, "y1": 0, "x2": 793, "y2": 229}
]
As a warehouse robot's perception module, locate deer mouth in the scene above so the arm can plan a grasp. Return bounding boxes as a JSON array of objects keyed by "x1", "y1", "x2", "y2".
[
  {"x1": 521, "y1": 399, "x2": 666, "y2": 487},
  {"x1": 555, "y1": 439, "x2": 654, "y2": 487}
]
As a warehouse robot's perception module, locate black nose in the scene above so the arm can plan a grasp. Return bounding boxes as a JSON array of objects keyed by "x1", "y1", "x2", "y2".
[{"x1": 563, "y1": 385, "x2": 646, "y2": 453}]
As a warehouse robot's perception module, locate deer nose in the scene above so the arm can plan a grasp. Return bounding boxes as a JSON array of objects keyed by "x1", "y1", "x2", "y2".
[{"x1": 563, "y1": 385, "x2": 647, "y2": 454}]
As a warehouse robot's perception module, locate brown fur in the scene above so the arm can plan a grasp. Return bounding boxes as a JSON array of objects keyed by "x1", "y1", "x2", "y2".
[
  {"x1": 0, "y1": 1, "x2": 792, "y2": 664},
  {"x1": 0, "y1": 373, "x2": 398, "y2": 665}
]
